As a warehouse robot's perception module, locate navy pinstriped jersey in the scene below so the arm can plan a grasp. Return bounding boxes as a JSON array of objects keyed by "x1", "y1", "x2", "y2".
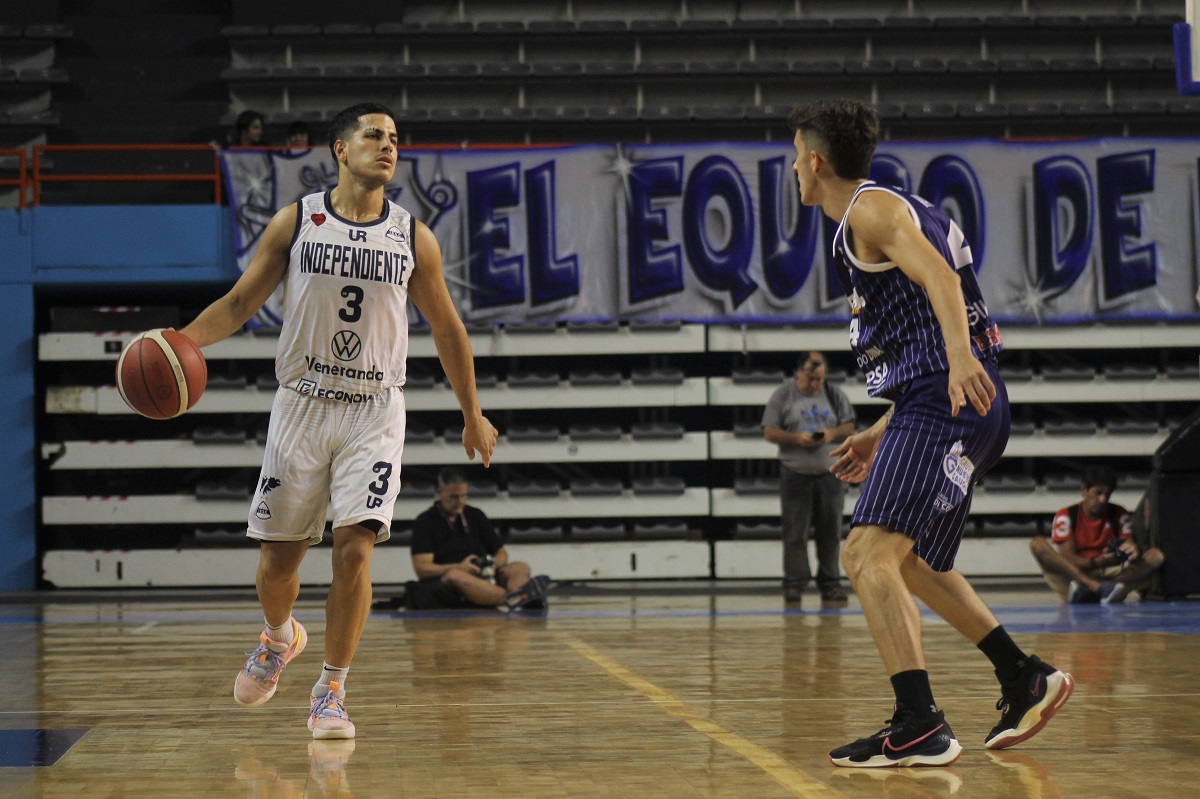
[{"x1": 833, "y1": 181, "x2": 1002, "y2": 400}]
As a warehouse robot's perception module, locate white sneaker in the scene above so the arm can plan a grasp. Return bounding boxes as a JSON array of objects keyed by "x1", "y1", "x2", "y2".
[
  {"x1": 234, "y1": 618, "x2": 307, "y2": 707},
  {"x1": 309, "y1": 681, "x2": 355, "y2": 740}
]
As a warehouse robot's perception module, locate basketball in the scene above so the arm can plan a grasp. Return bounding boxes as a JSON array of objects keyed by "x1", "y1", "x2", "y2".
[{"x1": 115, "y1": 328, "x2": 207, "y2": 419}]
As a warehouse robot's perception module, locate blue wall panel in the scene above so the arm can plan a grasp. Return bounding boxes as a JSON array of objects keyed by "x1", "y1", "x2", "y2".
[
  {"x1": 0, "y1": 211, "x2": 32, "y2": 281},
  {"x1": 30, "y1": 205, "x2": 236, "y2": 282},
  {"x1": 0, "y1": 284, "x2": 37, "y2": 590},
  {"x1": 0, "y1": 205, "x2": 239, "y2": 590}
]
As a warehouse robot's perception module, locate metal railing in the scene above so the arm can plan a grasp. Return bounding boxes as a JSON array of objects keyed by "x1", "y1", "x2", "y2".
[
  {"x1": 0, "y1": 149, "x2": 29, "y2": 209},
  {"x1": 30, "y1": 144, "x2": 223, "y2": 205}
]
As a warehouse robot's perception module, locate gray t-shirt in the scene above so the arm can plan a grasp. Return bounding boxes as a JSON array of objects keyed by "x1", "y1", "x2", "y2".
[{"x1": 761, "y1": 379, "x2": 856, "y2": 475}]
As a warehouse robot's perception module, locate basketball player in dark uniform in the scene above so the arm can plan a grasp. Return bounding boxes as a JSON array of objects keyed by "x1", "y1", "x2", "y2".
[{"x1": 787, "y1": 99, "x2": 1075, "y2": 767}]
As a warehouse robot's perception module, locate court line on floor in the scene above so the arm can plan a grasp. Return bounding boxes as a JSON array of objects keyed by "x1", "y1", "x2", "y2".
[
  {"x1": 4, "y1": 690, "x2": 1196, "y2": 718},
  {"x1": 564, "y1": 636, "x2": 851, "y2": 799}
]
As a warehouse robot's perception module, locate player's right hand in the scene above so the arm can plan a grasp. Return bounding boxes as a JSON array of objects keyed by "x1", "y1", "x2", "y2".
[
  {"x1": 948, "y1": 353, "x2": 995, "y2": 417},
  {"x1": 828, "y1": 431, "x2": 877, "y2": 484}
]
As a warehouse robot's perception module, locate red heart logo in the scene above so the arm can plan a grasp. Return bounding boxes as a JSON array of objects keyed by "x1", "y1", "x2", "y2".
[{"x1": 311, "y1": 213, "x2": 326, "y2": 226}]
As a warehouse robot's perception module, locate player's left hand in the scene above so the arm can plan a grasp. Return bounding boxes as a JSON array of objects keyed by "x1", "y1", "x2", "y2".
[
  {"x1": 947, "y1": 354, "x2": 995, "y2": 417},
  {"x1": 462, "y1": 414, "x2": 498, "y2": 467}
]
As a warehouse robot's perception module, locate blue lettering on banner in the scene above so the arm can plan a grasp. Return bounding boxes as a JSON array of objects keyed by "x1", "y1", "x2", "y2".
[
  {"x1": 919, "y1": 155, "x2": 986, "y2": 273},
  {"x1": 223, "y1": 141, "x2": 1200, "y2": 325},
  {"x1": 870, "y1": 154, "x2": 913, "y2": 192},
  {"x1": 759, "y1": 156, "x2": 820, "y2": 300},
  {"x1": 468, "y1": 163, "x2": 525, "y2": 309},
  {"x1": 525, "y1": 161, "x2": 580, "y2": 307},
  {"x1": 626, "y1": 157, "x2": 685, "y2": 305},
  {"x1": 684, "y1": 156, "x2": 757, "y2": 307},
  {"x1": 1097, "y1": 150, "x2": 1157, "y2": 301},
  {"x1": 1034, "y1": 155, "x2": 1094, "y2": 298}
]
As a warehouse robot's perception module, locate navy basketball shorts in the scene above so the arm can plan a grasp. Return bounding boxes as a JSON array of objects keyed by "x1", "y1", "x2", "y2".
[{"x1": 851, "y1": 361, "x2": 1009, "y2": 572}]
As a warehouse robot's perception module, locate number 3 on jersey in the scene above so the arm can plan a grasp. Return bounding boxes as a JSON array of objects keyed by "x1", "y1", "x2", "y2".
[
  {"x1": 365, "y1": 461, "x2": 392, "y2": 509},
  {"x1": 340, "y1": 285, "x2": 364, "y2": 323}
]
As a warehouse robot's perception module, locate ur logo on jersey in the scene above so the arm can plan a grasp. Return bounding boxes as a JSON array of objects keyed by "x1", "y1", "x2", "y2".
[
  {"x1": 942, "y1": 440, "x2": 976, "y2": 495},
  {"x1": 332, "y1": 331, "x2": 362, "y2": 361}
]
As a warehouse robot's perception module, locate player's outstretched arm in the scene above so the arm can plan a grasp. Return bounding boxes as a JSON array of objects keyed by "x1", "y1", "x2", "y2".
[
  {"x1": 408, "y1": 220, "x2": 497, "y2": 466},
  {"x1": 848, "y1": 193, "x2": 995, "y2": 417},
  {"x1": 180, "y1": 204, "x2": 296, "y2": 348}
]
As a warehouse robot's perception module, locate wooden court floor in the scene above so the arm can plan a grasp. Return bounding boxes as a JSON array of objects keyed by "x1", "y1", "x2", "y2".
[{"x1": 2, "y1": 584, "x2": 1198, "y2": 799}]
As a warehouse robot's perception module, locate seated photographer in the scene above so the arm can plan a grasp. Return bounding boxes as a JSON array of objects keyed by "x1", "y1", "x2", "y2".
[
  {"x1": 1030, "y1": 466, "x2": 1164, "y2": 604},
  {"x1": 404, "y1": 467, "x2": 550, "y2": 611}
]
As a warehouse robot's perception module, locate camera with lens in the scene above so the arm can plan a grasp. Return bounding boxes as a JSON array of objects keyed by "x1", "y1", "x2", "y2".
[
  {"x1": 1106, "y1": 539, "x2": 1131, "y2": 564},
  {"x1": 472, "y1": 555, "x2": 496, "y2": 582}
]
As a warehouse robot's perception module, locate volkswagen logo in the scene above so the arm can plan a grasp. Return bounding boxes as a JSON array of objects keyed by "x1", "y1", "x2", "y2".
[{"x1": 331, "y1": 331, "x2": 362, "y2": 361}]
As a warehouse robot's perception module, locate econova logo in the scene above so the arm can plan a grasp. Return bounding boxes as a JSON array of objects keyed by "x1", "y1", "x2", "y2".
[{"x1": 332, "y1": 330, "x2": 362, "y2": 361}]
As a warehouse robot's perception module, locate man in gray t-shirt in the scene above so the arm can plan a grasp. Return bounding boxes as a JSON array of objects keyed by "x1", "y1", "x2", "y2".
[{"x1": 762, "y1": 352, "x2": 857, "y2": 604}]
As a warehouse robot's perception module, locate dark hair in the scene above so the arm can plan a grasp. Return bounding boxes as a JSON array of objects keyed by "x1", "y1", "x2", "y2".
[
  {"x1": 287, "y1": 120, "x2": 310, "y2": 138},
  {"x1": 437, "y1": 467, "x2": 468, "y2": 488},
  {"x1": 235, "y1": 109, "x2": 264, "y2": 135},
  {"x1": 796, "y1": 351, "x2": 825, "y2": 372},
  {"x1": 787, "y1": 99, "x2": 879, "y2": 180},
  {"x1": 327, "y1": 102, "x2": 395, "y2": 160},
  {"x1": 1081, "y1": 465, "x2": 1118, "y2": 492}
]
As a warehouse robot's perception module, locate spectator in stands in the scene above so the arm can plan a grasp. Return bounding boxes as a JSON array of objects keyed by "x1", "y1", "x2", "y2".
[
  {"x1": 287, "y1": 120, "x2": 312, "y2": 148},
  {"x1": 404, "y1": 467, "x2": 550, "y2": 611},
  {"x1": 234, "y1": 109, "x2": 266, "y2": 147},
  {"x1": 1031, "y1": 466, "x2": 1164, "y2": 603},
  {"x1": 800, "y1": 98, "x2": 1073, "y2": 767},
  {"x1": 181, "y1": 102, "x2": 497, "y2": 740},
  {"x1": 761, "y1": 351, "x2": 856, "y2": 605}
]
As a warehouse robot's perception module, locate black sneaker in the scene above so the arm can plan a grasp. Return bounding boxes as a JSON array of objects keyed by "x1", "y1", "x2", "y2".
[
  {"x1": 985, "y1": 655, "x2": 1075, "y2": 750},
  {"x1": 505, "y1": 575, "x2": 551, "y2": 611},
  {"x1": 829, "y1": 709, "x2": 962, "y2": 768},
  {"x1": 820, "y1": 585, "x2": 848, "y2": 604}
]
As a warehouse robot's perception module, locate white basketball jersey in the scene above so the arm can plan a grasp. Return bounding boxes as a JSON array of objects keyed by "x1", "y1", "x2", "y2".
[{"x1": 276, "y1": 190, "x2": 416, "y2": 402}]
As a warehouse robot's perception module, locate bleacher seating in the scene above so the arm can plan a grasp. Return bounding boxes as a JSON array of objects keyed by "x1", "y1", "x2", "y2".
[
  {"x1": 21, "y1": 0, "x2": 1200, "y2": 585},
  {"x1": 0, "y1": 21, "x2": 71, "y2": 167},
  {"x1": 507, "y1": 523, "x2": 564, "y2": 543},
  {"x1": 213, "y1": 3, "x2": 1184, "y2": 141},
  {"x1": 572, "y1": 522, "x2": 626, "y2": 541},
  {"x1": 36, "y1": 319, "x2": 1200, "y2": 586}
]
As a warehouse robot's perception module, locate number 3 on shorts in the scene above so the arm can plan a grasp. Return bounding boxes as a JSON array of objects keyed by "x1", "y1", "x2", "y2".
[{"x1": 365, "y1": 461, "x2": 392, "y2": 509}]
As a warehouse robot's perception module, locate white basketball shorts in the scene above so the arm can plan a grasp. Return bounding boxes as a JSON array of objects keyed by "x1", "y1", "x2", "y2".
[{"x1": 247, "y1": 385, "x2": 405, "y2": 545}]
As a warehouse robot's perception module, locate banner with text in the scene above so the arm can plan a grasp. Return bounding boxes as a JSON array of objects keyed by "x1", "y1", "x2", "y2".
[{"x1": 221, "y1": 140, "x2": 1200, "y2": 327}]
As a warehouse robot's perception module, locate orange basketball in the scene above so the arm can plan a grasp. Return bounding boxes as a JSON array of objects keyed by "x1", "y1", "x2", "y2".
[{"x1": 116, "y1": 329, "x2": 207, "y2": 419}]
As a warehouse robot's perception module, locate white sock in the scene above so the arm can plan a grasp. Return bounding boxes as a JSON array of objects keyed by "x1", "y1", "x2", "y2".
[
  {"x1": 265, "y1": 618, "x2": 294, "y2": 645},
  {"x1": 316, "y1": 663, "x2": 348, "y2": 694}
]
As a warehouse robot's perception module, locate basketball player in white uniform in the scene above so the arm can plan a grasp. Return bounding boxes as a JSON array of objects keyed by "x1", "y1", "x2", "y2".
[{"x1": 180, "y1": 102, "x2": 496, "y2": 739}]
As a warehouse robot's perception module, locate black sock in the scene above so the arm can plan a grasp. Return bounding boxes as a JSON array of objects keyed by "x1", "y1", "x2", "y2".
[
  {"x1": 977, "y1": 626, "x2": 1027, "y2": 682},
  {"x1": 890, "y1": 669, "x2": 937, "y2": 718}
]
